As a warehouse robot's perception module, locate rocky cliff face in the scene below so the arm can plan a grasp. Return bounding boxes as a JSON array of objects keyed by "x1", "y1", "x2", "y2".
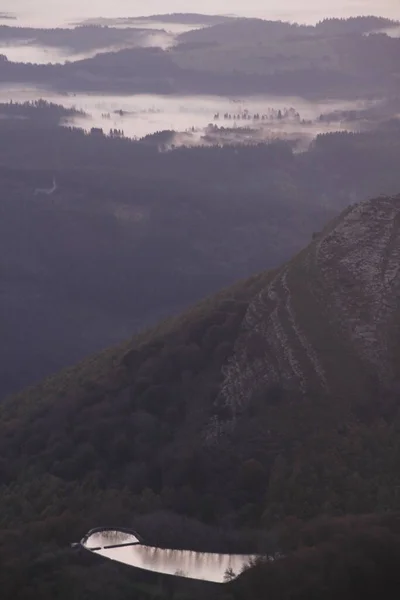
[{"x1": 210, "y1": 196, "x2": 400, "y2": 437}]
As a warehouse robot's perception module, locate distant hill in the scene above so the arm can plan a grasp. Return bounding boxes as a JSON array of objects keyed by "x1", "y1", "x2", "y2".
[
  {"x1": 2, "y1": 16, "x2": 400, "y2": 97},
  {"x1": 177, "y1": 18, "x2": 312, "y2": 46},
  {"x1": 2, "y1": 119, "x2": 400, "y2": 401},
  {"x1": 0, "y1": 23, "x2": 156, "y2": 53},
  {"x1": 77, "y1": 13, "x2": 233, "y2": 27},
  {"x1": 0, "y1": 135, "x2": 336, "y2": 400},
  {"x1": 0, "y1": 195, "x2": 399, "y2": 598},
  {"x1": 132, "y1": 13, "x2": 234, "y2": 25},
  {"x1": 315, "y1": 15, "x2": 400, "y2": 34},
  {"x1": 177, "y1": 15, "x2": 400, "y2": 46}
]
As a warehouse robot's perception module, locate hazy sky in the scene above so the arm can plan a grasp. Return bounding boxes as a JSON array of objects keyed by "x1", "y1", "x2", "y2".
[{"x1": 3, "y1": 0, "x2": 400, "y2": 27}]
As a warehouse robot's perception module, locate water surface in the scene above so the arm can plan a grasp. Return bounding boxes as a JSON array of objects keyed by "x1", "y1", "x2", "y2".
[{"x1": 81, "y1": 529, "x2": 257, "y2": 583}]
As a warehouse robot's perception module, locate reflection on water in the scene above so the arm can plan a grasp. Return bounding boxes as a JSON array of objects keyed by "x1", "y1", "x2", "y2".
[
  {"x1": 83, "y1": 529, "x2": 142, "y2": 549},
  {"x1": 81, "y1": 529, "x2": 257, "y2": 583},
  {"x1": 0, "y1": 85, "x2": 367, "y2": 140}
]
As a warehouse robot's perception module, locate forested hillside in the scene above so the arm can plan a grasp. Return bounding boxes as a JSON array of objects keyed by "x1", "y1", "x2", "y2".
[
  {"x1": 2, "y1": 16, "x2": 400, "y2": 97},
  {"x1": 2, "y1": 107, "x2": 400, "y2": 399},
  {"x1": 0, "y1": 195, "x2": 399, "y2": 598},
  {"x1": 2, "y1": 9, "x2": 400, "y2": 600}
]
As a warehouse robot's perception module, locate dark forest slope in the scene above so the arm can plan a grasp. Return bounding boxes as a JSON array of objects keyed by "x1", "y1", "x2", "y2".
[
  {"x1": 0, "y1": 195, "x2": 399, "y2": 598},
  {"x1": 2, "y1": 120, "x2": 400, "y2": 400}
]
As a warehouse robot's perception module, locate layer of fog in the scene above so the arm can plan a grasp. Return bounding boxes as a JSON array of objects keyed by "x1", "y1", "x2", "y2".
[
  {"x1": 81, "y1": 529, "x2": 258, "y2": 583},
  {"x1": 0, "y1": 30, "x2": 176, "y2": 65},
  {"x1": 166, "y1": 121, "x2": 352, "y2": 152},
  {"x1": 2, "y1": 0, "x2": 399, "y2": 29},
  {"x1": 377, "y1": 25, "x2": 400, "y2": 37},
  {"x1": 0, "y1": 85, "x2": 373, "y2": 145}
]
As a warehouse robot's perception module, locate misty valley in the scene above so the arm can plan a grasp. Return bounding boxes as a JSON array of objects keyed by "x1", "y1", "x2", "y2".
[
  {"x1": 0, "y1": 89, "x2": 370, "y2": 143},
  {"x1": 0, "y1": 5, "x2": 400, "y2": 600}
]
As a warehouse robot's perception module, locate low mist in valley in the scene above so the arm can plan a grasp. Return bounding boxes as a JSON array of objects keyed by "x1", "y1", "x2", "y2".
[{"x1": 0, "y1": 86, "x2": 371, "y2": 141}]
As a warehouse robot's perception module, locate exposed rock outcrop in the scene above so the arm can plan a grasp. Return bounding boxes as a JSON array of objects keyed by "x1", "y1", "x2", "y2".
[{"x1": 209, "y1": 196, "x2": 400, "y2": 438}]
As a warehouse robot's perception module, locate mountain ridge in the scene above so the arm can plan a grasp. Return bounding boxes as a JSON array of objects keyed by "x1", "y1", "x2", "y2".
[
  {"x1": 2, "y1": 195, "x2": 399, "y2": 434},
  {"x1": 2, "y1": 195, "x2": 399, "y2": 436},
  {"x1": 206, "y1": 195, "x2": 400, "y2": 442},
  {"x1": 1, "y1": 195, "x2": 400, "y2": 598}
]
